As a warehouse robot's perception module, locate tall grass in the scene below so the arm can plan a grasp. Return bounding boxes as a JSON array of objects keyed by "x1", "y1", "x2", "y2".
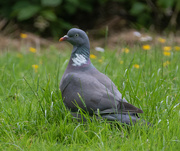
[{"x1": 0, "y1": 45, "x2": 180, "y2": 150}]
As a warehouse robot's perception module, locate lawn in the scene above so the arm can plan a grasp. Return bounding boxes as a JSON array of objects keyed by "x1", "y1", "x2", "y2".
[{"x1": 0, "y1": 43, "x2": 180, "y2": 150}]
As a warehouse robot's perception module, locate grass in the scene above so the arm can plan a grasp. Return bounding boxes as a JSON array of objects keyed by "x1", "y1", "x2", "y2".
[{"x1": 0, "y1": 44, "x2": 180, "y2": 150}]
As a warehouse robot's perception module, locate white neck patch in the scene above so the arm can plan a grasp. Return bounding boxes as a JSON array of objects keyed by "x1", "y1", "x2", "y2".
[{"x1": 72, "y1": 54, "x2": 87, "y2": 66}]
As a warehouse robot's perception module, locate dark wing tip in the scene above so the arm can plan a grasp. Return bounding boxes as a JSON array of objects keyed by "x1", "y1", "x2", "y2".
[
  {"x1": 137, "y1": 108, "x2": 143, "y2": 113},
  {"x1": 122, "y1": 102, "x2": 143, "y2": 114}
]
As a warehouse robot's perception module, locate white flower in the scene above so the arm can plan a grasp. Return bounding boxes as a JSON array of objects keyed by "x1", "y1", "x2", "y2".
[
  {"x1": 133, "y1": 31, "x2": 141, "y2": 37},
  {"x1": 95, "y1": 47, "x2": 104, "y2": 52},
  {"x1": 140, "y1": 36, "x2": 152, "y2": 42}
]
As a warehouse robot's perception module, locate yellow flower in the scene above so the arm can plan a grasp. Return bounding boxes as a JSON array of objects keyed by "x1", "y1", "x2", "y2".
[
  {"x1": 142, "y1": 45, "x2": 151, "y2": 50},
  {"x1": 98, "y1": 59, "x2": 103, "y2": 63},
  {"x1": 122, "y1": 48, "x2": 129, "y2": 53},
  {"x1": 163, "y1": 46, "x2": 171, "y2": 51},
  {"x1": 163, "y1": 61, "x2": 170, "y2": 67},
  {"x1": 32, "y1": 64, "x2": 39, "y2": 72},
  {"x1": 120, "y1": 61, "x2": 124, "y2": 64},
  {"x1": 174, "y1": 46, "x2": 180, "y2": 51},
  {"x1": 90, "y1": 54, "x2": 97, "y2": 59},
  {"x1": 17, "y1": 53, "x2": 23, "y2": 58},
  {"x1": 158, "y1": 38, "x2": 166, "y2": 43},
  {"x1": 133, "y1": 64, "x2": 140, "y2": 69},
  {"x1": 163, "y1": 51, "x2": 171, "y2": 56},
  {"x1": 20, "y1": 33, "x2": 27, "y2": 39},
  {"x1": 29, "y1": 47, "x2": 36, "y2": 53}
]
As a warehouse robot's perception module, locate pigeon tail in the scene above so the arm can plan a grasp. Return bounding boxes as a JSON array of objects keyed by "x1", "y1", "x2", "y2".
[{"x1": 101, "y1": 113, "x2": 139, "y2": 124}]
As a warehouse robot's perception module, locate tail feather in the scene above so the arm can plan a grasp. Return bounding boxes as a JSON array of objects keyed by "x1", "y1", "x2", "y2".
[
  {"x1": 71, "y1": 112, "x2": 151, "y2": 126},
  {"x1": 101, "y1": 113, "x2": 138, "y2": 125}
]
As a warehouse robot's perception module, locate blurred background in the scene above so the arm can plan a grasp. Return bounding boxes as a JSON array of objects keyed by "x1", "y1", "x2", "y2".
[{"x1": 0, "y1": 0, "x2": 180, "y2": 49}]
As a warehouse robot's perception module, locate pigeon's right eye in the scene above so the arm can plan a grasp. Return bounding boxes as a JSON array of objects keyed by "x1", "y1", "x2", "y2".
[{"x1": 75, "y1": 34, "x2": 79, "y2": 37}]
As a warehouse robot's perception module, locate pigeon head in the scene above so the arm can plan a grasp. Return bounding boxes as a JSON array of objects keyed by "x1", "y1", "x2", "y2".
[
  {"x1": 59, "y1": 28, "x2": 91, "y2": 67},
  {"x1": 59, "y1": 28, "x2": 90, "y2": 49}
]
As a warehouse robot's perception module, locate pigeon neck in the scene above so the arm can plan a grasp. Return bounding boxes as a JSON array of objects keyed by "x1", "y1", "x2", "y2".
[
  {"x1": 72, "y1": 45, "x2": 90, "y2": 57},
  {"x1": 70, "y1": 45, "x2": 91, "y2": 67}
]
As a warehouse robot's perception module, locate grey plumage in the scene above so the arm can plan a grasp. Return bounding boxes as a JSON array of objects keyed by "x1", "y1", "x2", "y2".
[{"x1": 59, "y1": 28, "x2": 143, "y2": 125}]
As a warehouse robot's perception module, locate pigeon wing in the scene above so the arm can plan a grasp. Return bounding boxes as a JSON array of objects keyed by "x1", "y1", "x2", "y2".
[{"x1": 60, "y1": 72, "x2": 143, "y2": 114}]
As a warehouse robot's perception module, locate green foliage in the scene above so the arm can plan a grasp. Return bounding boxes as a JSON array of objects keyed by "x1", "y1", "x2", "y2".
[
  {"x1": 157, "y1": 0, "x2": 176, "y2": 8},
  {"x1": 0, "y1": 0, "x2": 100, "y2": 37},
  {"x1": 41, "y1": 0, "x2": 62, "y2": 7},
  {"x1": 14, "y1": 4, "x2": 41, "y2": 21},
  {"x1": 0, "y1": 0, "x2": 180, "y2": 37}
]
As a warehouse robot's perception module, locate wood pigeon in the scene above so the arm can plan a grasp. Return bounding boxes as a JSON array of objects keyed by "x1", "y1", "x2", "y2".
[{"x1": 59, "y1": 28, "x2": 144, "y2": 125}]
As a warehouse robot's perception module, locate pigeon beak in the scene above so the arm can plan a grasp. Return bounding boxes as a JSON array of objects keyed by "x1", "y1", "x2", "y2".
[{"x1": 59, "y1": 35, "x2": 68, "y2": 41}]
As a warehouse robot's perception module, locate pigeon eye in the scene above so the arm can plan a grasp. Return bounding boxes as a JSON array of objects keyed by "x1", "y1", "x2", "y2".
[{"x1": 75, "y1": 34, "x2": 79, "y2": 37}]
